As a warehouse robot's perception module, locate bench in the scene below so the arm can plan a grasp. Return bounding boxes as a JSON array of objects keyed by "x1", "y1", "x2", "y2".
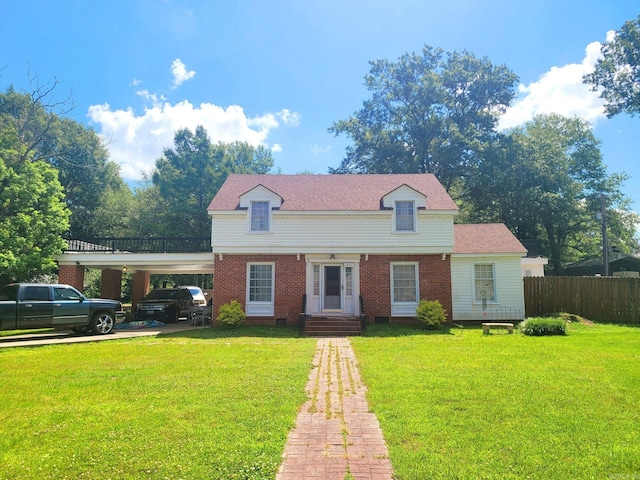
[{"x1": 482, "y1": 322, "x2": 514, "y2": 335}]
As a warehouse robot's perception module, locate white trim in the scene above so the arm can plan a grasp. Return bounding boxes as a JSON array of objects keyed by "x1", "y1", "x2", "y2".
[
  {"x1": 246, "y1": 262, "x2": 275, "y2": 316},
  {"x1": 390, "y1": 261, "x2": 419, "y2": 316}
]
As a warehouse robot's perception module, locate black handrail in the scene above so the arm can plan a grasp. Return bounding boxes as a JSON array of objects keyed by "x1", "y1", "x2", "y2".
[
  {"x1": 64, "y1": 237, "x2": 211, "y2": 254},
  {"x1": 359, "y1": 294, "x2": 366, "y2": 333},
  {"x1": 299, "y1": 293, "x2": 307, "y2": 334}
]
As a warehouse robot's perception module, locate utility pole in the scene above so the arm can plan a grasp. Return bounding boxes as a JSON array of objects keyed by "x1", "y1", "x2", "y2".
[{"x1": 600, "y1": 193, "x2": 609, "y2": 276}]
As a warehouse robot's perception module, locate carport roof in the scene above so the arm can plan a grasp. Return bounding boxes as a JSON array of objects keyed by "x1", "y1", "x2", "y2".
[{"x1": 57, "y1": 252, "x2": 215, "y2": 274}]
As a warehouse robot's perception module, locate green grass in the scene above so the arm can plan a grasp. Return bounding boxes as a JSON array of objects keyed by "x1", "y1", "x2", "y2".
[
  {"x1": 3, "y1": 322, "x2": 640, "y2": 479},
  {"x1": 352, "y1": 323, "x2": 640, "y2": 479},
  {"x1": 0, "y1": 326, "x2": 316, "y2": 480}
]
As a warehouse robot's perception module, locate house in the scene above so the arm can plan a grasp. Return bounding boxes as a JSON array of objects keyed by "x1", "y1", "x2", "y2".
[
  {"x1": 560, "y1": 253, "x2": 640, "y2": 277},
  {"x1": 207, "y1": 173, "x2": 527, "y2": 325}
]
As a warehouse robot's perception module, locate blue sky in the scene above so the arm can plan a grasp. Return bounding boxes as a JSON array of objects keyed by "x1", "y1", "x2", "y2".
[{"x1": 1, "y1": 1, "x2": 639, "y2": 215}]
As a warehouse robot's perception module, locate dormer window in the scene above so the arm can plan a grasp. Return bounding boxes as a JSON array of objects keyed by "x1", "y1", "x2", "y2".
[
  {"x1": 395, "y1": 200, "x2": 415, "y2": 232},
  {"x1": 251, "y1": 201, "x2": 270, "y2": 231}
]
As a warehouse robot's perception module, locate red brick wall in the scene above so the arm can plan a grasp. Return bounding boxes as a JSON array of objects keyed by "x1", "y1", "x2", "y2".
[
  {"x1": 101, "y1": 269, "x2": 123, "y2": 300},
  {"x1": 213, "y1": 253, "x2": 452, "y2": 326},
  {"x1": 213, "y1": 254, "x2": 306, "y2": 325},
  {"x1": 131, "y1": 272, "x2": 151, "y2": 311},
  {"x1": 58, "y1": 265, "x2": 85, "y2": 291},
  {"x1": 360, "y1": 254, "x2": 452, "y2": 324}
]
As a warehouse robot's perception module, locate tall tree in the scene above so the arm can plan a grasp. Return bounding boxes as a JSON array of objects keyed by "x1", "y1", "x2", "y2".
[
  {"x1": 464, "y1": 114, "x2": 637, "y2": 273},
  {"x1": 0, "y1": 84, "x2": 130, "y2": 238},
  {"x1": 150, "y1": 126, "x2": 274, "y2": 237},
  {"x1": 329, "y1": 45, "x2": 518, "y2": 191},
  {"x1": 0, "y1": 144, "x2": 69, "y2": 284},
  {"x1": 584, "y1": 15, "x2": 640, "y2": 117}
]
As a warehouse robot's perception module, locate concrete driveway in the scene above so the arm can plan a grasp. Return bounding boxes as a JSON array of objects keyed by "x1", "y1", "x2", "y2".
[{"x1": 0, "y1": 322, "x2": 208, "y2": 348}]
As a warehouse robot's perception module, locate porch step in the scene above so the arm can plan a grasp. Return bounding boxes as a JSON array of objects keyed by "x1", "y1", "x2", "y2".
[{"x1": 304, "y1": 317, "x2": 362, "y2": 337}]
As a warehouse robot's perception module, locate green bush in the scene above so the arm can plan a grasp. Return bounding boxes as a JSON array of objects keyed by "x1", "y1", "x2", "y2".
[
  {"x1": 216, "y1": 300, "x2": 245, "y2": 327},
  {"x1": 520, "y1": 317, "x2": 567, "y2": 336},
  {"x1": 416, "y1": 300, "x2": 447, "y2": 329}
]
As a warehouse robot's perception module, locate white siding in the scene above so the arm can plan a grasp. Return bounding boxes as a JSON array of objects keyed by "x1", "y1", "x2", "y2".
[
  {"x1": 211, "y1": 212, "x2": 454, "y2": 254},
  {"x1": 381, "y1": 184, "x2": 426, "y2": 209},
  {"x1": 451, "y1": 255, "x2": 525, "y2": 321}
]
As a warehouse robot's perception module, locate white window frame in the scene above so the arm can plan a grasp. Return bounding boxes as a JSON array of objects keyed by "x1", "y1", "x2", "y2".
[
  {"x1": 250, "y1": 200, "x2": 271, "y2": 233},
  {"x1": 473, "y1": 263, "x2": 496, "y2": 304},
  {"x1": 390, "y1": 262, "x2": 419, "y2": 316},
  {"x1": 394, "y1": 200, "x2": 416, "y2": 233},
  {"x1": 246, "y1": 263, "x2": 275, "y2": 316}
]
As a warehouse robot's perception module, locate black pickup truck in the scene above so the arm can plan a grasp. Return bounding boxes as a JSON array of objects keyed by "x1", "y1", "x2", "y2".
[{"x1": 0, "y1": 283, "x2": 126, "y2": 335}]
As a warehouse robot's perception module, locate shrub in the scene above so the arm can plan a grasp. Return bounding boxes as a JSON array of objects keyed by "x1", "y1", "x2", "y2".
[
  {"x1": 416, "y1": 300, "x2": 447, "y2": 329},
  {"x1": 216, "y1": 300, "x2": 245, "y2": 327},
  {"x1": 520, "y1": 317, "x2": 567, "y2": 336}
]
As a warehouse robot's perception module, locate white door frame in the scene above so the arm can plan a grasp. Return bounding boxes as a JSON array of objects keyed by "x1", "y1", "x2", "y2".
[{"x1": 305, "y1": 254, "x2": 360, "y2": 316}]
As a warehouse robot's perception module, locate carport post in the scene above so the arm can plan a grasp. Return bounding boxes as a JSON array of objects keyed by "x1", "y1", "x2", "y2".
[
  {"x1": 101, "y1": 269, "x2": 123, "y2": 300},
  {"x1": 131, "y1": 272, "x2": 151, "y2": 312}
]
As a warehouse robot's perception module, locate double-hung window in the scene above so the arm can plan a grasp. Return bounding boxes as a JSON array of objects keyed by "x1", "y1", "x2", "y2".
[
  {"x1": 395, "y1": 200, "x2": 415, "y2": 232},
  {"x1": 247, "y1": 263, "x2": 274, "y2": 316},
  {"x1": 391, "y1": 262, "x2": 419, "y2": 316},
  {"x1": 250, "y1": 201, "x2": 270, "y2": 232},
  {"x1": 474, "y1": 264, "x2": 496, "y2": 303}
]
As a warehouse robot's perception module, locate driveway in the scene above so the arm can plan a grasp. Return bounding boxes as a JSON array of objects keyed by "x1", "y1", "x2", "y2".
[{"x1": 0, "y1": 322, "x2": 208, "y2": 348}]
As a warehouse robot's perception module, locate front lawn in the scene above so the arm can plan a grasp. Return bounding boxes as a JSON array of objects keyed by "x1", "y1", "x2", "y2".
[
  {"x1": 352, "y1": 322, "x2": 640, "y2": 479},
  {"x1": 0, "y1": 327, "x2": 316, "y2": 480},
  {"x1": 2, "y1": 322, "x2": 639, "y2": 479}
]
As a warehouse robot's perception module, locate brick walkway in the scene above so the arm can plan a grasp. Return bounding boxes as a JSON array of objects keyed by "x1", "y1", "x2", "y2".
[{"x1": 276, "y1": 337, "x2": 394, "y2": 480}]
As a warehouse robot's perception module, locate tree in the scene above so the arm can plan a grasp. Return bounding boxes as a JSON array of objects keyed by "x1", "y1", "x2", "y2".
[
  {"x1": 464, "y1": 114, "x2": 637, "y2": 273},
  {"x1": 149, "y1": 126, "x2": 274, "y2": 237},
  {"x1": 0, "y1": 84, "x2": 131, "y2": 238},
  {"x1": 49, "y1": 117, "x2": 132, "y2": 237},
  {"x1": 329, "y1": 45, "x2": 518, "y2": 191},
  {"x1": 0, "y1": 147, "x2": 70, "y2": 284},
  {"x1": 584, "y1": 15, "x2": 640, "y2": 117}
]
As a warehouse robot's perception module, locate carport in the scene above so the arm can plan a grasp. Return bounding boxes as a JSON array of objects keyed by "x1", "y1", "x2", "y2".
[{"x1": 57, "y1": 238, "x2": 214, "y2": 310}]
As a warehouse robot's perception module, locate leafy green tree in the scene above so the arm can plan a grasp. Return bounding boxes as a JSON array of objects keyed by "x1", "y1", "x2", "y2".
[
  {"x1": 49, "y1": 117, "x2": 132, "y2": 237},
  {"x1": 150, "y1": 126, "x2": 274, "y2": 237},
  {"x1": 0, "y1": 84, "x2": 131, "y2": 238},
  {"x1": 0, "y1": 147, "x2": 70, "y2": 284},
  {"x1": 329, "y1": 45, "x2": 518, "y2": 191},
  {"x1": 584, "y1": 15, "x2": 640, "y2": 117},
  {"x1": 464, "y1": 114, "x2": 637, "y2": 273}
]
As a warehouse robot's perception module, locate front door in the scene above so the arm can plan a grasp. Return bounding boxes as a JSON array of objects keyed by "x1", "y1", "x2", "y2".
[{"x1": 323, "y1": 265, "x2": 341, "y2": 310}]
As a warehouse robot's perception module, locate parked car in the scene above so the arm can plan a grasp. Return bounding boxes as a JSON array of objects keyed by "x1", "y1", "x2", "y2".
[
  {"x1": 0, "y1": 283, "x2": 125, "y2": 335},
  {"x1": 134, "y1": 286, "x2": 207, "y2": 323}
]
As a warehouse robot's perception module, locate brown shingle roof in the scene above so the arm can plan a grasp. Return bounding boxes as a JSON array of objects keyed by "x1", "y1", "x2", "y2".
[
  {"x1": 208, "y1": 174, "x2": 459, "y2": 211},
  {"x1": 453, "y1": 224, "x2": 527, "y2": 255}
]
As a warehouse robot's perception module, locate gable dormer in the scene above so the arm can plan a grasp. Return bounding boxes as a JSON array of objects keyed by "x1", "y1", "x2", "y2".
[
  {"x1": 239, "y1": 184, "x2": 283, "y2": 233},
  {"x1": 382, "y1": 184, "x2": 426, "y2": 233}
]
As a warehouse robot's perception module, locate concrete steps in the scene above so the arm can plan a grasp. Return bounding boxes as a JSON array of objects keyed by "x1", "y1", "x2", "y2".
[{"x1": 304, "y1": 317, "x2": 362, "y2": 336}]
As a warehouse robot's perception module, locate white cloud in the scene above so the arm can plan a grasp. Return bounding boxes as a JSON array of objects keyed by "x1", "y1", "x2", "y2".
[
  {"x1": 170, "y1": 59, "x2": 196, "y2": 89},
  {"x1": 499, "y1": 39, "x2": 607, "y2": 130},
  {"x1": 311, "y1": 144, "x2": 332, "y2": 155},
  {"x1": 271, "y1": 143, "x2": 283, "y2": 152},
  {"x1": 88, "y1": 98, "x2": 300, "y2": 180},
  {"x1": 277, "y1": 109, "x2": 301, "y2": 127},
  {"x1": 130, "y1": 78, "x2": 142, "y2": 87}
]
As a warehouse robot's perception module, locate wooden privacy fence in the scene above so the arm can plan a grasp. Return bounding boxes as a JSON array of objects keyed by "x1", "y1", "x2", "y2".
[{"x1": 524, "y1": 276, "x2": 640, "y2": 324}]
